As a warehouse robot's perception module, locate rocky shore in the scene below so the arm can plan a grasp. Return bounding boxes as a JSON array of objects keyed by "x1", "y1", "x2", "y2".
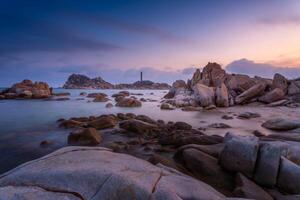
[
  {"x1": 63, "y1": 74, "x2": 171, "y2": 90},
  {"x1": 1, "y1": 111, "x2": 300, "y2": 199}
]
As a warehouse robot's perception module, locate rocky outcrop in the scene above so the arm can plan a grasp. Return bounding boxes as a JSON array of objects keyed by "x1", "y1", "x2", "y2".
[
  {"x1": 63, "y1": 74, "x2": 113, "y2": 89},
  {"x1": 164, "y1": 62, "x2": 300, "y2": 108},
  {"x1": 0, "y1": 146, "x2": 227, "y2": 200},
  {"x1": 0, "y1": 79, "x2": 52, "y2": 99}
]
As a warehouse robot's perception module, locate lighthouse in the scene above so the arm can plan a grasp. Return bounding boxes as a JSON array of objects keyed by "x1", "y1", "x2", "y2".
[{"x1": 140, "y1": 71, "x2": 143, "y2": 82}]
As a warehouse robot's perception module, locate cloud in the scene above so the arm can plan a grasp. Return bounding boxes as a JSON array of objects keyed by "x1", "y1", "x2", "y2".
[
  {"x1": 71, "y1": 13, "x2": 191, "y2": 44},
  {"x1": 181, "y1": 67, "x2": 197, "y2": 75},
  {"x1": 257, "y1": 15, "x2": 300, "y2": 26},
  {"x1": 226, "y1": 58, "x2": 300, "y2": 79}
]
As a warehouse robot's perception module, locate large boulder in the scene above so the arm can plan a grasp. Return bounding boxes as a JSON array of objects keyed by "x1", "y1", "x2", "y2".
[
  {"x1": 164, "y1": 80, "x2": 187, "y2": 99},
  {"x1": 261, "y1": 118, "x2": 300, "y2": 131},
  {"x1": 219, "y1": 133, "x2": 259, "y2": 177},
  {"x1": 68, "y1": 127, "x2": 102, "y2": 145},
  {"x1": 235, "y1": 83, "x2": 266, "y2": 104},
  {"x1": 233, "y1": 173, "x2": 273, "y2": 200},
  {"x1": 272, "y1": 73, "x2": 288, "y2": 94},
  {"x1": 224, "y1": 74, "x2": 256, "y2": 93},
  {"x1": 277, "y1": 157, "x2": 300, "y2": 194},
  {"x1": 258, "y1": 88, "x2": 285, "y2": 103},
  {"x1": 115, "y1": 98, "x2": 142, "y2": 107},
  {"x1": 215, "y1": 83, "x2": 229, "y2": 107},
  {"x1": 288, "y1": 80, "x2": 300, "y2": 95},
  {"x1": 193, "y1": 83, "x2": 215, "y2": 107},
  {"x1": 254, "y1": 142, "x2": 288, "y2": 186},
  {"x1": 191, "y1": 69, "x2": 202, "y2": 86},
  {"x1": 201, "y1": 62, "x2": 226, "y2": 87},
  {"x1": 0, "y1": 146, "x2": 226, "y2": 200}
]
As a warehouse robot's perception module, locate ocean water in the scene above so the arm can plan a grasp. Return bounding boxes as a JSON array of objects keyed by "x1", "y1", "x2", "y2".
[
  {"x1": 0, "y1": 89, "x2": 205, "y2": 173},
  {"x1": 1, "y1": 88, "x2": 298, "y2": 174}
]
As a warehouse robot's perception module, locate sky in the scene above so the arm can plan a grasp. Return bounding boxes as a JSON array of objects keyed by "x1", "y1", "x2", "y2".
[{"x1": 0, "y1": 0, "x2": 300, "y2": 87}]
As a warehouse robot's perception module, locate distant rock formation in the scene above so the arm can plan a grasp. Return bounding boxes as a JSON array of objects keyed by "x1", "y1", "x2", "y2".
[
  {"x1": 115, "y1": 80, "x2": 171, "y2": 90},
  {"x1": 63, "y1": 74, "x2": 171, "y2": 90},
  {"x1": 163, "y1": 62, "x2": 300, "y2": 108},
  {"x1": 0, "y1": 79, "x2": 52, "y2": 99},
  {"x1": 63, "y1": 74, "x2": 113, "y2": 89}
]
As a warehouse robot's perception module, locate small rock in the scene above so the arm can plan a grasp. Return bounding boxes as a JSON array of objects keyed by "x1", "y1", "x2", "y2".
[
  {"x1": 238, "y1": 112, "x2": 261, "y2": 119},
  {"x1": 181, "y1": 106, "x2": 201, "y2": 111},
  {"x1": 68, "y1": 128, "x2": 102, "y2": 145},
  {"x1": 88, "y1": 116, "x2": 117, "y2": 130},
  {"x1": 105, "y1": 103, "x2": 113, "y2": 108},
  {"x1": 262, "y1": 118, "x2": 300, "y2": 131},
  {"x1": 160, "y1": 103, "x2": 175, "y2": 110},
  {"x1": 79, "y1": 92, "x2": 87, "y2": 96},
  {"x1": 40, "y1": 140, "x2": 53, "y2": 147},
  {"x1": 222, "y1": 115, "x2": 233, "y2": 120},
  {"x1": 59, "y1": 120, "x2": 82, "y2": 129},
  {"x1": 208, "y1": 123, "x2": 231, "y2": 129},
  {"x1": 172, "y1": 121, "x2": 192, "y2": 130}
]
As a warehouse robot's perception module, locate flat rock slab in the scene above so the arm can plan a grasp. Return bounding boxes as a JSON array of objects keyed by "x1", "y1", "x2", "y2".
[
  {"x1": 262, "y1": 118, "x2": 300, "y2": 131},
  {"x1": 0, "y1": 146, "x2": 226, "y2": 200}
]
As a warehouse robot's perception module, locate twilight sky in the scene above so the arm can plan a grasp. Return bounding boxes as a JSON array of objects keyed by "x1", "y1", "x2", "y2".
[{"x1": 1, "y1": 0, "x2": 300, "y2": 87}]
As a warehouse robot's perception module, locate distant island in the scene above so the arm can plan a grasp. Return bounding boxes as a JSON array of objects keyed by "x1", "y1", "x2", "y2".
[{"x1": 63, "y1": 73, "x2": 171, "y2": 90}]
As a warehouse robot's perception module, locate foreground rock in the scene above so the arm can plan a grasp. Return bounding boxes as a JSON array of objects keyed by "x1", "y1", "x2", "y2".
[
  {"x1": 0, "y1": 146, "x2": 226, "y2": 200},
  {"x1": 0, "y1": 79, "x2": 52, "y2": 99},
  {"x1": 262, "y1": 118, "x2": 300, "y2": 131}
]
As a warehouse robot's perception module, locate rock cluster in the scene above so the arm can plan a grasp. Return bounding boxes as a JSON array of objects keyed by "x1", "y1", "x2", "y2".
[
  {"x1": 163, "y1": 62, "x2": 300, "y2": 108},
  {"x1": 0, "y1": 79, "x2": 52, "y2": 99},
  {"x1": 115, "y1": 80, "x2": 171, "y2": 90}
]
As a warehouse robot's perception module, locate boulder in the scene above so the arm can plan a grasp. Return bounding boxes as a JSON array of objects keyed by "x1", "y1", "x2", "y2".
[
  {"x1": 176, "y1": 144, "x2": 225, "y2": 158},
  {"x1": 235, "y1": 83, "x2": 266, "y2": 104},
  {"x1": 93, "y1": 94, "x2": 109, "y2": 102},
  {"x1": 88, "y1": 116, "x2": 117, "y2": 130},
  {"x1": 272, "y1": 73, "x2": 288, "y2": 94},
  {"x1": 172, "y1": 121, "x2": 192, "y2": 130},
  {"x1": 224, "y1": 74, "x2": 256, "y2": 93},
  {"x1": 261, "y1": 118, "x2": 300, "y2": 131},
  {"x1": 164, "y1": 80, "x2": 188, "y2": 99},
  {"x1": 135, "y1": 115, "x2": 157, "y2": 124},
  {"x1": 68, "y1": 127, "x2": 102, "y2": 145},
  {"x1": 119, "y1": 119, "x2": 159, "y2": 137},
  {"x1": 59, "y1": 119, "x2": 82, "y2": 129},
  {"x1": 115, "y1": 98, "x2": 142, "y2": 107},
  {"x1": 258, "y1": 88, "x2": 285, "y2": 103},
  {"x1": 219, "y1": 133, "x2": 259, "y2": 177},
  {"x1": 266, "y1": 99, "x2": 289, "y2": 107},
  {"x1": 87, "y1": 92, "x2": 107, "y2": 98},
  {"x1": 254, "y1": 142, "x2": 288, "y2": 186},
  {"x1": 216, "y1": 83, "x2": 229, "y2": 107},
  {"x1": 0, "y1": 146, "x2": 228, "y2": 200},
  {"x1": 201, "y1": 62, "x2": 226, "y2": 87},
  {"x1": 233, "y1": 173, "x2": 273, "y2": 200},
  {"x1": 288, "y1": 81, "x2": 300, "y2": 95},
  {"x1": 176, "y1": 148, "x2": 235, "y2": 196},
  {"x1": 193, "y1": 83, "x2": 215, "y2": 107},
  {"x1": 160, "y1": 103, "x2": 175, "y2": 110},
  {"x1": 164, "y1": 135, "x2": 223, "y2": 147},
  {"x1": 277, "y1": 157, "x2": 300, "y2": 194},
  {"x1": 208, "y1": 123, "x2": 231, "y2": 129}
]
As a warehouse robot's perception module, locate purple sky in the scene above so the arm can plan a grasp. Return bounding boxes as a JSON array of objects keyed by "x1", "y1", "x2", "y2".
[{"x1": 0, "y1": 0, "x2": 300, "y2": 87}]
